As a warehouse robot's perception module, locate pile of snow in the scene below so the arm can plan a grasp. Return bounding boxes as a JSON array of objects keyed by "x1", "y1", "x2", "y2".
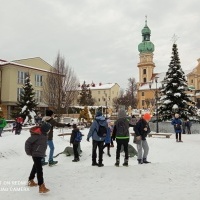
[{"x1": 1, "y1": 128, "x2": 200, "y2": 200}]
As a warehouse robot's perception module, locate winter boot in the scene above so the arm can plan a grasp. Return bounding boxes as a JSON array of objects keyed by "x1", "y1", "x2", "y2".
[
  {"x1": 41, "y1": 158, "x2": 48, "y2": 166},
  {"x1": 137, "y1": 159, "x2": 143, "y2": 164},
  {"x1": 123, "y1": 159, "x2": 128, "y2": 167},
  {"x1": 28, "y1": 179, "x2": 37, "y2": 187},
  {"x1": 49, "y1": 160, "x2": 58, "y2": 166},
  {"x1": 98, "y1": 163, "x2": 104, "y2": 167},
  {"x1": 72, "y1": 158, "x2": 79, "y2": 162},
  {"x1": 107, "y1": 149, "x2": 111, "y2": 157},
  {"x1": 92, "y1": 161, "x2": 98, "y2": 166},
  {"x1": 115, "y1": 159, "x2": 120, "y2": 167},
  {"x1": 143, "y1": 158, "x2": 151, "y2": 164},
  {"x1": 39, "y1": 183, "x2": 50, "y2": 193}
]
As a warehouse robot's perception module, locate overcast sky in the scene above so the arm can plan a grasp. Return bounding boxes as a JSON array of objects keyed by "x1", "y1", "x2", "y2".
[{"x1": 1, "y1": 0, "x2": 200, "y2": 89}]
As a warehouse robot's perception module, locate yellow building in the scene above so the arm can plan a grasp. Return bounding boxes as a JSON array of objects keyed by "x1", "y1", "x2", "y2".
[
  {"x1": 75, "y1": 83, "x2": 120, "y2": 110},
  {"x1": 0, "y1": 57, "x2": 53, "y2": 118}
]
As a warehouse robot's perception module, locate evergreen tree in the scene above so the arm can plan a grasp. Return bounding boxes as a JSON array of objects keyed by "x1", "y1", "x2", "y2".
[
  {"x1": 17, "y1": 74, "x2": 38, "y2": 124},
  {"x1": 158, "y1": 43, "x2": 197, "y2": 121},
  {"x1": 78, "y1": 82, "x2": 95, "y2": 106},
  {"x1": 87, "y1": 89, "x2": 95, "y2": 106}
]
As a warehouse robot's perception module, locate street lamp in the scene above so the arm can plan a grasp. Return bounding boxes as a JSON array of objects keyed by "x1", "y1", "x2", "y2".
[
  {"x1": 149, "y1": 77, "x2": 159, "y2": 133},
  {"x1": 104, "y1": 91, "x2": 108, "y2": 118}
]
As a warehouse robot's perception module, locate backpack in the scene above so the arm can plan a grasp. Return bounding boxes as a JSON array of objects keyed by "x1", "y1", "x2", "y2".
[
  {"x1": 96, "y1": 121, "x2": 107, "y2": 137},
  {"x1": 116, "y1": 119, "x2": 129, "y2": 137},
  {"x1": 75, "y1": 131, "x2": 82, "y2": 142}
]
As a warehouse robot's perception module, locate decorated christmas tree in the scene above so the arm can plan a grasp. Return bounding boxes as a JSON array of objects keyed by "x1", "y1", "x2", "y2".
[{"x1": 158, "y1": 43, "x2": 197, "y2": 121}]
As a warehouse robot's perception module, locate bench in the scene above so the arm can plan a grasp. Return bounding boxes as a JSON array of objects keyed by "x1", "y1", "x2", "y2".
[
  {"x1": 148, "y1": 133, "x2": 172, "y2": 138},
  {"x1": 58, "y1": 133, "x2": 72, "y2": 137}
]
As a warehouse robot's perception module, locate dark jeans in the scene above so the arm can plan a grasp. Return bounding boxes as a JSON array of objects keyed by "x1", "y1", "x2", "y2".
[
  {"x1": 29, "y1": 157, "x2": 44, "y2": 185},
  {"x1": 116, "y1": 138, "x2": 129, "y2": 160},
  {"x1": 73, "y1": 143, "x2": 79, "y2": 159},
  {"x1": 175, "y1": 132, "x2": 182, "y2": 141},
  {"x1": 92, "y1": 140, "x2": 104, "y2": 164}
]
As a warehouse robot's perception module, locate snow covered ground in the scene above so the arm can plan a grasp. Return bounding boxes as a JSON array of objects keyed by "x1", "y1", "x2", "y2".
[{"x1": 1, "y1": 127, "x2": 200, "y2": 200}]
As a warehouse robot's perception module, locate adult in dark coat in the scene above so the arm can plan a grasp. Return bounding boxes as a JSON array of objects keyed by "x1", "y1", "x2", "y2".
[
  {"x1": 42, "y1": 110, "x2": 71, "y2": 165},
  {"x1": 112, "y1": 109, "x2": 130, "y2": 167},
  {"x1": 134, "y1": 113, "x2": 151, "y2": 164}
]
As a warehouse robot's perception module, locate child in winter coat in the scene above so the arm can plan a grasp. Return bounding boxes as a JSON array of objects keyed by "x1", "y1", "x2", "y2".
[
  {"x1": 171, "y1": 113, "x2": 183, "y2": 142},
  {"x1": 13, "y1": 117, "x2": 23, "y2": 135},
  {"x1": 25, "y1": 122, "x2": 51, "y2": 193},
  {"x1": 70, "y1": 124, "x2": 82, "y2": 162},
  {"x1": 0, "y1": 117, "x2": 7, "y2": 137},
  {"x1": 103, "y1": 119, "x2": 112, "y2": 157}
]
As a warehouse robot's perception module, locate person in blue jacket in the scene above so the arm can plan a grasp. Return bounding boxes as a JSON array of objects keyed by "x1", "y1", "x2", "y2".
[
  {"x1": 87, "y1": 111, "x2": 108, "y2": 167},
  {"x1": 171, "y1": 113, "x2": 183, "y2": 142}
]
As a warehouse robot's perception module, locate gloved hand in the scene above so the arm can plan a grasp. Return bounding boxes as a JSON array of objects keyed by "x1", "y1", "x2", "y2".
[{"x1": 87, "y1": 138, "x2": 90, "y2": 142}]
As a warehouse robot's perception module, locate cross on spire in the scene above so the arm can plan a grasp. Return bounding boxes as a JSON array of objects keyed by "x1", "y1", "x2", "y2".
[
  {"x1": 171, "y1": 34, "x2": 179, "y2": 44},
  {"x1": 145, "y1": 15, "x2": 147, "y2": 26}
]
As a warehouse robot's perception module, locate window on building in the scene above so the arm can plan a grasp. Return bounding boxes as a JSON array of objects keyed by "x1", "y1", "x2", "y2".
[
  {"x1": 191, "y1": 79, "x2": 193, "y2": 84},
  {"x1": 18, "y1": 71, "x2": 28, "y2": 84},
  {"x1": 35, "y1": 90, "x2": 43, "y2": 103},
  {"x1": 143, "y1": 69, "x2": 146, "y2": 74},
  {"x1": 142, "y1": 92, "x2": 144, "y2": 96},
  {"x1": 17, "y1": 88, "x2": 24, "y2": 101},
  {"x1": 142, "y1": 100, "x2": 145, "y2": 106},
  {"x1": 98, "y1": 98, "x2": 100, "y2": 102},
  {"x1": 98, "y1": 91, "x2": 100, "y2": 94},
  {"x1": 143, "y1": 78, "x2": 146, "y2": 83},
  {"x1": 35, "y1": 75, "x2": 43, "y2": 87}
]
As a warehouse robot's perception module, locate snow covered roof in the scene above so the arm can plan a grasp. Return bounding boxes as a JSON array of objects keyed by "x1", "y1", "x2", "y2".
[
  {"x1": 138, "y1": 69, "x2": 193, "y2": 91},
  {"x1": 0, "y1": 61, "x2": 53, "y2": 73},
  {"x1": 78, "y1": 83, "x2": 117, "y2": 90}
]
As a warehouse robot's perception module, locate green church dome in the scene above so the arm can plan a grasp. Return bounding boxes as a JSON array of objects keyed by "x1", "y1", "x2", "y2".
[
  {"x1": 142, "y1": 25, "x2": 151, "y2": 35},
  {"x1": 138, "y1": 17, "x2": 155, "y2": 53},
  {"x1": 138, "y1": 41, "x2": 154, "y2": 53}
]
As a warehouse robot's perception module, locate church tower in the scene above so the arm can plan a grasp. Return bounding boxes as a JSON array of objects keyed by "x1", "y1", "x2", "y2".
[{"x1": 138, "y1": 17, "x2": 155, "y2": 84}]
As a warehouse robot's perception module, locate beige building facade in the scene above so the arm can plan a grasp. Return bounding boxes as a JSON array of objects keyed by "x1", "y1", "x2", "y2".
[
  {"x1": 75, "y1": 83, "x2": 120, "y2": 109},
  {"x1": 0, "y1": 57, "x2": 53, "y2": 118}
]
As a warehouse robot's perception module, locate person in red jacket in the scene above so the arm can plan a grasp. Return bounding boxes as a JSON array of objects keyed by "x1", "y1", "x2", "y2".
[{"x1": 25, "y1": 122, "x2": 51, "y2": 193}]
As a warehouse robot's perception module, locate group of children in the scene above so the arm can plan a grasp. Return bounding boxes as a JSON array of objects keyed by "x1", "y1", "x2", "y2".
[{"x1": 24, "y1": 109, "x2": 152, "y2": 193}]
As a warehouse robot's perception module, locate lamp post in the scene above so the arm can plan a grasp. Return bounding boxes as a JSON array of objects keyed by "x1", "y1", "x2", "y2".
[
  {"x1": 104, "y1": 91, "x2": 108, "y2": 118},
  {"x1": 149, "y1": 77, "x2": 159, "y2": 133}
]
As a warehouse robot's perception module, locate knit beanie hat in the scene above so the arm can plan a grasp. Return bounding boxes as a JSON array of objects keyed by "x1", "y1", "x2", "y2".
[
  {"x1": 143, "y1": 113, "x2": 151, "y2": 121},
  {"x1": 96, "y1": 111, "x2": 102, "y2": 117},
  {"x1": 41, "y1": 122, "x2": 51, "y2": 133},
  {"x1": 46, "y1": 110, "x2": 54, "y2": 117}
]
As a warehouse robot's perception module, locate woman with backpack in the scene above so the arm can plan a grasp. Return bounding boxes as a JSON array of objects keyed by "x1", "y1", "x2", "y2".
[{"x1": 70, "y1": 124, "x2": 82, "y2": 162}]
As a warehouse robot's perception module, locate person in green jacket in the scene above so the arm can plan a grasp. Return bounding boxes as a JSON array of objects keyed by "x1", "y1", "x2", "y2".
[{"x1": 0, "y1": 117, "x2": 7, "y2": 137}]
